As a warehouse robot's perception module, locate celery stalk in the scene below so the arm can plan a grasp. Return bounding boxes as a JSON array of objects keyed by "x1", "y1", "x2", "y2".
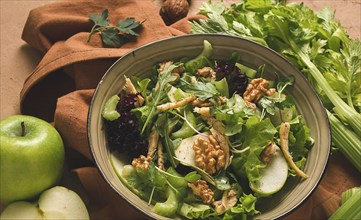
[
  {"x1": 102, "y1": 95, "x2": 120, "y2": 121},
  {"x1": 341, "y1": 187, "x2": 361, "y2": 205},
  {"x1": 327, "y1": 110, "x2": 361, "y2": 172},
  {"x1": 292, "y1": 41, "x2": 361, "y2": 137},
  {"x1": 329, "y1": 187, "x2": 361, "y2": 220}
]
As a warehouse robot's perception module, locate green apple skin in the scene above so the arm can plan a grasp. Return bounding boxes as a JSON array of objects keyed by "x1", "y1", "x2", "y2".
[{"x1": 0, "y1": 115, "x2": 65, "y2": 204}]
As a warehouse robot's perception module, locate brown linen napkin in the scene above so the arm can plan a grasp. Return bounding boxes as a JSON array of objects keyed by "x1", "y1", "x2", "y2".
[
  {"x1": 18, "y1": 1, "x2": 360, "y2": 219},
  {"x1": 20, "y1": 0, "x2": 174, "y2": 121}
]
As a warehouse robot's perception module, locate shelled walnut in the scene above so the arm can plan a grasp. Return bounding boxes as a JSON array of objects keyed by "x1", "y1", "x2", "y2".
[
  {"x1": 131, "y1": 155, "x2": 152, "y2": 170},
  {"x1": 197, "y1": 67, "x2": 216, "y2": 80},
  {"x1": 243, "y1": 78, "x2": 276, "y2": 105},
  {"x1": 159, "y1": 0, "x2": 190, "y2": 25},
  {"x1": 193, "y1": 135, "x2": 226, "y2": 175},
  {"x1": 188, "y1": 180, "x2": 214, "y2": 204}
]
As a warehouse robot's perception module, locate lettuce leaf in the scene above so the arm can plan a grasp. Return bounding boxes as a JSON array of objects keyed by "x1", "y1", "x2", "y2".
[
  {"x1": 231, "y1": 116, "x2": 277, "y2": 182},
  {"x1": 177, "y1": 203, "x2": 215, "y2": 219},
  {"x1": 190, "y1": 0, "x2": 361, "y2": 172},
  {"x1": 222, "y1": 193, "x2": 260, "y2": 220}
]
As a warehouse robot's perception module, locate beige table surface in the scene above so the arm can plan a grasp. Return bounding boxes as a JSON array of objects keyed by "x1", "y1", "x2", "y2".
[{"x1": 0, "y1": 0, "x2": 360, "y2": 217}]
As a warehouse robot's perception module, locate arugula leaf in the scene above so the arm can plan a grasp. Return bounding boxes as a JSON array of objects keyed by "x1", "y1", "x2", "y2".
[
  {"x1": 184, "y1": 171, "x2": 201, "y2": 183},
  {"x1": 88, "y1": 9, "x2": 143, "y2": 48},
  {"x1": 132, "y1": 64, "x2": 178, "y2": 135},
  {"x1": 164, "y1": 118, "x2": 178, "y2": 168}
]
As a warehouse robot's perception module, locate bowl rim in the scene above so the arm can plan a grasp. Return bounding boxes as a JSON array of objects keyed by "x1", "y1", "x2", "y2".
[{"x1": 87, "y1": 33, "x2": 331, "y2": 220}]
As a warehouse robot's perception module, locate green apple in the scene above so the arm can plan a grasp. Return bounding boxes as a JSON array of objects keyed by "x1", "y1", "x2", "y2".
[
  {"x1": 0, "y1": 115, "x2": 65, "y2": 204},
  {"x1": 250, "y1": 150, "x2": 289, "y2": 196},
  {"x1": 174, "y1": 132, "x2": 210, "y2": 167},
  {"x1": 0, "y1": 201, "x2": 41, "y2": 219},
  {"x1": 0, "y1": 186, "x2": 89, "y2": 220}
]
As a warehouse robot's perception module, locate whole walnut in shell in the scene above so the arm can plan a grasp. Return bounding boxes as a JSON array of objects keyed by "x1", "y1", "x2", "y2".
[{"x1": 159, "y1": 0, "x2": 190, "y2": 25}]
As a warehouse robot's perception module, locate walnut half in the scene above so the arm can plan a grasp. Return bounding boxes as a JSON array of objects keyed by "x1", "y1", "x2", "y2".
[
  {"x1": 193, "y1": 135, "x2": 226, "y2": 175},
  {"x1": 243, "y1": 78, "x2": 276, "y2": 105},
  {"x1": 131, "y1": 155, "x2": 152, "y2": 171},
  {"x1": 188, "y1": 180, "x2": 214, "y2": 204}
]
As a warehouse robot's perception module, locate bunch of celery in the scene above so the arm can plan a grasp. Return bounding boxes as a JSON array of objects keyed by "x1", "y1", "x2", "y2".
[
  {"x1": 191, "y1": 0, "x2": 361, "y2": 171},
  {"x1": 329, "y1": 187, "x2": 361, "y2": 220}
]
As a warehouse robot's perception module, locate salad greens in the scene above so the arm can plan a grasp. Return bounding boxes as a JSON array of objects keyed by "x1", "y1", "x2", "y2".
[
  {"x1": 103, "y1": 40, "x2": 314, "y2": 219},
  {"x1": 190, "y1": 0, "x2": 361, "y2": 172}
]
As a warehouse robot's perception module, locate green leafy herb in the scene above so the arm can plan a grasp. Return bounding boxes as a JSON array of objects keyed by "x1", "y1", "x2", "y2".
[
  {"x1": 88, "y1": 9, "x2": 143, "y2": 48},
  {"x1": 183, "y1": 81, "x2": 220, "y2": 100},
  {"x1": 184, "y1": 171, "x2": 202, "y2": 183},
  {"x1": 132, "y1": 64, "x2": 178, "y2": 135},
  {"x1": 191, "y1": 0, "x2": 361, "y2": 171},
  {"x1": 164, "y1": 117, "x2": 178, "y2": 168}
]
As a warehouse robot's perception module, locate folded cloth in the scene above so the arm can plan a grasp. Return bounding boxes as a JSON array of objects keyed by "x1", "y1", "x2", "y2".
[{"x1": 19, "y1": 0, "x2": 360, "y2": 219}]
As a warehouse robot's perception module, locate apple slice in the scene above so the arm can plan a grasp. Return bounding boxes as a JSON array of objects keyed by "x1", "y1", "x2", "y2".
[
  {"x1": 250, "y1": 151, "x2": 289, "y2": 196},
  {"x1": 0, "y1": 201, "x2": 42, "y2": 220},
  {"x1": 38, "y1": 186, "x2": 89, "y2": 220},
  {"x1": 1, "y1": 186, "x2": 89, "y2": 220},
  {"x1": 174, "y1": 132, "x2": 210, "y2": 166}
]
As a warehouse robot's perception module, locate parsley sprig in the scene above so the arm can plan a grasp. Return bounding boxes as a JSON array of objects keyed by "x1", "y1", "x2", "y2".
[{"x1": 88, "y1": 9, "x2": 144, "y2": 48}]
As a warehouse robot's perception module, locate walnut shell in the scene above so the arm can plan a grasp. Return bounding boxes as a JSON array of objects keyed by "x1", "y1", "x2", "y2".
[{"x1": 159, "y1": 0, "x2": 190, "y2": 25}]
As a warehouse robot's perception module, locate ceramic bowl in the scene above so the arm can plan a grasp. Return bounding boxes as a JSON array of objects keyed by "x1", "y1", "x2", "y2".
[{"x1": 87, "y1": 34, "x2": 331, "y2": 219}]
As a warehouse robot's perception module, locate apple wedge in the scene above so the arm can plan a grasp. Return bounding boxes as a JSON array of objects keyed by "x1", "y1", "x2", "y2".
[
  {"x1": 0, "y1": 201, "x2": 42, "y2": 220},
  {"x1": 250, "y1": 151, "x2": 289, "y2": 196},
  {"x1": 0, "y1": 186, "x2": 89, "y2": 220},
  {"x1": 174, "y1": 132, "x2": 210, "y2": 166},
  {"x1": 38, "y1": 186, "x2": 89, "y2": 220}
]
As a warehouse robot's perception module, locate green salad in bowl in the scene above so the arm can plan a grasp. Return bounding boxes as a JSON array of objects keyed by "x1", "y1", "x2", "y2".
[{"x1": 100, "y1": 40, "x2": 315, "y2": 219}]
